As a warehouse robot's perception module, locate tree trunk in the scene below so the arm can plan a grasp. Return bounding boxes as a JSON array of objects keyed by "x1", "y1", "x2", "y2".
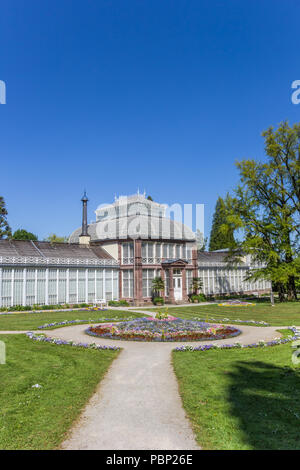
[
  {"x1": 287, "y1": 276, "x2": 298, "y2": 301},
  {"x1": 278, "y1": 283, "x2": 286, "y2": 302}
]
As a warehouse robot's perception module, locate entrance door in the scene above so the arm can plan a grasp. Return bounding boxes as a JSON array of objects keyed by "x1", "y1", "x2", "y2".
[{"x1": 173, "y1": 272, "x2": 182, "y2": 301}]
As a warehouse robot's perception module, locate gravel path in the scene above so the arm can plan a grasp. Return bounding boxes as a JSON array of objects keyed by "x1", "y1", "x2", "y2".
[
  {"x1": 46, "y1": 323, "x2": 281, "y2": 450},
  {"x1": 0, "y1": 323, "x2": 285, "y2": 450}
]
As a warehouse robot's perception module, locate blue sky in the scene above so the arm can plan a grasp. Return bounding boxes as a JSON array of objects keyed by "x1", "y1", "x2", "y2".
[{"x1": 1, "y1": 0, "x2": 300, "y2": 242}]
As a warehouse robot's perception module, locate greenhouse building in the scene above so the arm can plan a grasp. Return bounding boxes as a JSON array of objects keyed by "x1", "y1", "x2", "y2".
[{"x1": 0, "y1": 193, "x2": 270, "y2": 308}]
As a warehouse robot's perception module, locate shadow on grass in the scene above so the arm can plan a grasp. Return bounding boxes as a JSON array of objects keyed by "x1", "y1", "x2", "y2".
[{"x1": 229, "y1": 361, "x2": 300, "y2": 449}]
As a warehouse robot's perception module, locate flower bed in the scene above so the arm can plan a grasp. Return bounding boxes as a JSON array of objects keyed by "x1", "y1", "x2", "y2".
[
  {"x1": 85, "y1": 317, "x2": 241, "y2": 342},
  {"x1": 26, "y1": 331, "x2": 120, "y2": 350},
  {"x1": 218, "y1": 300, "x2": 256, "y2": 307},
  {"x1": 190, "y1": 316, "x2": 269, "y2": 326},
  {"x1": 37, "y1": 316, "x2": 136, "y2": 329},
  {"x1": 174, "y1": 327, "x2": 300, "y2": 351}
]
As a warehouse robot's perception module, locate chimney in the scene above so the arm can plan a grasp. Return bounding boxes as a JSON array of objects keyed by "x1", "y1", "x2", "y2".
[{"x1": 79, "y1": 191, "x2": 91, "y2": 245}]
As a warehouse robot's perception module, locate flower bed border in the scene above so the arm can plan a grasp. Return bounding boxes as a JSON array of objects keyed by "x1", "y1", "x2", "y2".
[
  {"x1": 85, "y1": 319, "x2": 241, "y2": 343},
  {"x1": 26, "y1": 331, "x2": 120, "y2": 350},
  {"x1": 37, "y1": 316, "x2": 136, "y2": 329},
  {"x1": 174, "y1": 327, "x2": 300, "y2": 351},
  {"x1": 190, "y1": 316, "x2": 270, "y2": 326},
  {"x1": 217, "y1": 303, "x2": 256, "y2": 307}
]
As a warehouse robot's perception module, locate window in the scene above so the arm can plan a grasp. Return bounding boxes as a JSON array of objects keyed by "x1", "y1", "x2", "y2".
[
  {"x1": 186, "y1": 270, "x2": 193, "y2": 293},
  {"x1": 142, "y1": 269, "x2": 156, "y2": 297},
  {"x1": 122, "y1": 270, "x2": 133, "y2": 298},
  {"x1": 122, "y1": 242, "x2": 133, "y2": 263}
]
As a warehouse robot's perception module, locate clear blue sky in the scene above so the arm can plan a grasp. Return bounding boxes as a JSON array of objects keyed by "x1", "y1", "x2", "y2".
[{"x1": 1, "y1": 0, "x2": 300, "y2": 242}]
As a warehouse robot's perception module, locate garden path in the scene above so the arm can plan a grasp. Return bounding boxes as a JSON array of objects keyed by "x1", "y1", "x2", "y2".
[
  {"x1": 46, "y1": 323, "x2": 280, "y2": 450},
  {"x1": 0, "y1": 321, "x2": 283, "y2": 450}
]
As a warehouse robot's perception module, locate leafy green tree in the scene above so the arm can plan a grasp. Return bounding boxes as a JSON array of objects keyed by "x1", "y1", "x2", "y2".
[
  {"x1": 192, "y1": 277, "x2": 203, "y2": 294},
  {"x1": 147, "y1": 195, "x2": 153, "y2": 201},
  {"x1": 222, "y1": 121, "x2": 300, "y2": 301},
  {"x1": 152, "y1": 276, "x2": 165, "y2": 297},
  {"x1": 209, "y1": 196, "x2": 235, "y2": 251},
  {"x1": 44, "y1": 233, "x2": 68, "y2": 243},
  {"x1": 12, "y1": 229, "x2": 38, "y2": 241},
  {"x1": 0, "y1": 196, "x2": 11, "y2": 239}
]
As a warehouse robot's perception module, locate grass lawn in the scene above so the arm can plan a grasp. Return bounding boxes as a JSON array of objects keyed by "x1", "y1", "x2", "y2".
[
  {"x1": 172, "y1": 329, "x2": 300, "y2": 450},
  {"x1": 0, "y1": 309, "x2": 143, "y2": 331},
  {"x1": 0, "y1": 334, "x2": 120, "y2": 449},
  {"x1": 146, "y1": 301, "x2": 300, "y2": 326}
]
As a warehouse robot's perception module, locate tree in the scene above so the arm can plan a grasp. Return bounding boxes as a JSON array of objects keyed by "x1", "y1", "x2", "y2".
[
  {"x1": 196, "y1": 229, "x2": 207, "y2": 251},
  {"x1": 12, "y1": 229, "x2": 38, "y2": 241},
  {"x1": 209, "y1": 196, "x2": 235, "y2": 251},
  {"x1": 44, "y1": 234, "x2": 68, "y2": 243},
  {"x1": 222, "y1": 121, "x2": 300, "y2": 302},
  {"x1": 147, "y1": 195, "x2": 153, "y2": 201},
  {"x1": 0, "y1": 196, "x2": 11, "y2": 239},
  {"x1": 152, "y1": 276, "x2": 165, "y2": 297},
  {"x1": 191, "y1": 277, "x2": 203, "y2": 294}
]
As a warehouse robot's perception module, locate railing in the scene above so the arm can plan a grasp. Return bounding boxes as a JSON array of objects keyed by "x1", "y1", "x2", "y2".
[
  {"x1": 122, "y1": 257, "x2": 193, "y2": 265},
  {"x1": 197, "y1": 262, "x2": 263, "y2": 268},
  {"x1": 141, "y1": 257, "x2": 192, "y2": 265},
  {"x1": 0, "y1": 256, "x2": 119, "y2": 267},
  {"x1": 121, "y1": 257, "x2": 134, "y2": 265}
]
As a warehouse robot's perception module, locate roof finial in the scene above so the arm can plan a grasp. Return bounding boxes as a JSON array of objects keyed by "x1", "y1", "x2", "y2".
[{"x1": 81, "y1": 189, "x2": 88, "y2": 202}]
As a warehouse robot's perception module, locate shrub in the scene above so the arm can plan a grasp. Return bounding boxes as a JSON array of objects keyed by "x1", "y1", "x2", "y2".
[
  {"x1": 108, "y1": 300, "x2": 129, "y2": 307},
  {"x1": 197, "y1": 293, "x2": 206, "y2": 302},
  {"x1": 153, "y1": 296, "x2": 164, "y2": 305}
]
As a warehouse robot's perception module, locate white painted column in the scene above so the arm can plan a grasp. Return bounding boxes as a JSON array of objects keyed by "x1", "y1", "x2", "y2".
[
  {"x1": 22, "y1": 268, "x2": 26, "y2": 306},
  {"x1": 207, "y1": 268, "x2": 210, "y2": 294},
  {"x1": 0, "y1": 267, "x2": 2, "y2": 308},
  {"x1": 66, "y1": 268, "x2": 70, "y2": 304},
  {"x1": 76, "y1": 269, "x2": 79, "y2": 304},
  {"x1": 34, "y1": 269, "x2": 38, "y2": 304},
  {"x1": 11, "y1": 268, "x2": 15, "y2": 307},
  {"x1": 45, "y1": 268, "x2": 49, "y2": 305},
  {"x1": 85, "y1": 268, "x2": 88, "y2": 303},
  {"x1": 103, "y1": 268, "x2": 106, "y2": 300},
  {"x1": 56, "y1": 269, "x2": 59, "y2": 304}
]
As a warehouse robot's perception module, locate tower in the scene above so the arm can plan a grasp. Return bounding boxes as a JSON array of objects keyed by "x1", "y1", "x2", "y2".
[{"x1": 79, "y1": 191, "x2": 91, "y2": 245}]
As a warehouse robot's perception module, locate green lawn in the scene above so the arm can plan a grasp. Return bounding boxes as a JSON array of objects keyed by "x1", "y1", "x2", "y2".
[
  {"x1": 172, "y1": 329, "x2": 300, "y2": 450},
  {"x1": 145, "y1": 301, "x2": 300, "y2": 326},
  {"x1": 0, "y1": 309, "x2": 143, "y2": 331},
  {"x1": 0, "y1": 334, "x2": 119, "y2": 450}
]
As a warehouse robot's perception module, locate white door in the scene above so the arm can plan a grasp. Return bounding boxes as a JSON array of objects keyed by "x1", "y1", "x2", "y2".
[{"x1": 174, "y1": 276, "x2": 182, "y2": 301}]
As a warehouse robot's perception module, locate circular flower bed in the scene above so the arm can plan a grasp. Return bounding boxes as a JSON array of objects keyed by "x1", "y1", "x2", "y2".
[
  {"x1": 218, "y1": 300, "x2": 256, "y2": 307},
  {"x1": 85, "y1": 317, "x2": 241, "y2": 342}
]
